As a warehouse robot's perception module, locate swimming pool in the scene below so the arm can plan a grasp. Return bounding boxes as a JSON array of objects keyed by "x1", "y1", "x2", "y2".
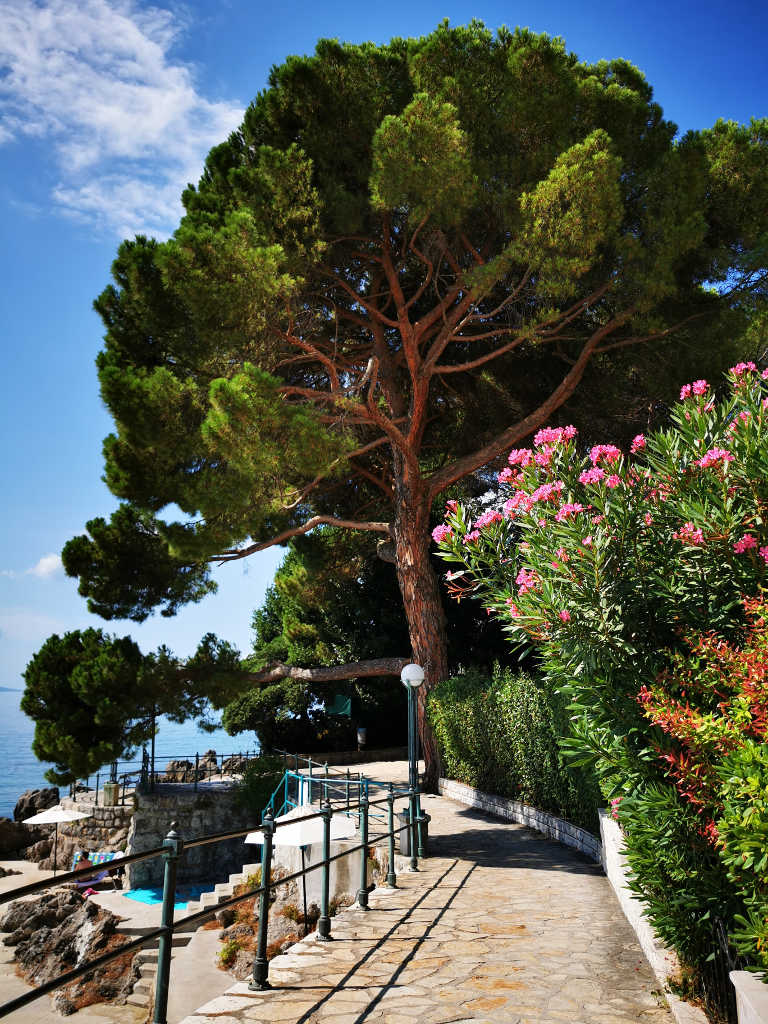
[{"x1": 123, "y1": 884, "x2": 210, "y2": 911}]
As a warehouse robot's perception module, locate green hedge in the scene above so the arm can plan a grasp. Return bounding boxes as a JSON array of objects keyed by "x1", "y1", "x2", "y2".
[{"x1": 427, "y1": 666, "x2": 600, "y2": 830}]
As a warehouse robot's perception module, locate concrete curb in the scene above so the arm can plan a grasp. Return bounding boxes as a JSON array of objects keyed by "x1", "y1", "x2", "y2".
[
  {"x1": 438, "y1": 777, "x2": 601, "y2": 861},
  {"x1": 439, "y1": 777, "x2": 708, "y2": 1024}
]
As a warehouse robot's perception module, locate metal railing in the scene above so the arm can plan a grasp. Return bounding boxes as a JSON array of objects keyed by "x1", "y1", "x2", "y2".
[
  {"x1": 68, "y1": 749, "x2": 261, "y2": 807},
  {"x1": 0, "y1": 783, "x2": 428, "y2": 1022}
]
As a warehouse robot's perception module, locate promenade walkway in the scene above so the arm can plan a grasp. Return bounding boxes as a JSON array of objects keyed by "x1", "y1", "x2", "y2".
[{"x1": 178, "y1": 784, "x2": 673, "y2": 1024}]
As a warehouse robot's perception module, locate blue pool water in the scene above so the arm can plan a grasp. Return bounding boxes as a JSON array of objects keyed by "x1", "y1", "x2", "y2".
[{"x1": 123, "y1": 884, "x2": 209, "y2": 911}]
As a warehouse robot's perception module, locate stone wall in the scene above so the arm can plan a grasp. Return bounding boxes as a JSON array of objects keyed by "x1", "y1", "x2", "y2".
[
  {"x1": 289, "y1": 747, "x2": 407, "y2": 768},
  {"x1": 125, "y1": 786, "x2": 259, "y2": 888},
  {"x1": 438, "y1": 777, "x2": 601, "y2": 862},
  {"x1": 53, "y1": 798, "x2": 133, "y2": 871}
]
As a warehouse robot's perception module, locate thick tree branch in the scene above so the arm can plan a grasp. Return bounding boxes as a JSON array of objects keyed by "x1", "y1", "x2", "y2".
[
  {"x1": 426, "y1": 306, "x2": 637, "y2": 500},
  {"x1": 182, "y1": 657, "x2": 411, "y2": 687},
  {"x1": 213, "y1": 516, "x2": 392, "y2": 563}
]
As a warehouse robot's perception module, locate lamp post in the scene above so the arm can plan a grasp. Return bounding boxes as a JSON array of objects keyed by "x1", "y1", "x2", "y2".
[{"x1": 401, "y1": 663, "x2": 424, "y2": 862}]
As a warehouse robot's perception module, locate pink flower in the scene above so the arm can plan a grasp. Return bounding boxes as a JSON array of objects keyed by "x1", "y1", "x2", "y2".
[
  {"x1": 515, "y1": 567, "x2": 539, "y2": 595},
  {"x1": 445, "y1": 500, "x2": 458, "y2": 515},
  {"x1": 534, "y1": 449, "x2": 553, "y2": 468},
  {"x1": 529, "y1": 481, "x2": 565, "y2": 505},
  {"x1": 644, "y1": 512, "x2": 653, "y2": 526},
  {"x1": 730, "y1": 361, "x2": 757, "y2": 377},
  {"x1": 590, "y1": 444, "x2": 622, "y2": 466},
  {"x1": 610, "y1": 797, "x2": 622, "y2": 821},
  {"x1": 630, "y1": 434, "x2": 646, "y2": 453},
  {"x1": 508, "y1": 448, "x2": 533, "y2": 467},
  {"x1": 474, "y1": 509, "x2": 502, "y2": 530},
  {"x1": 497, "y1": 467, "x2": 515, "y2": 484},
  {"x1": 759, "y1": 546, "x2": 768, "y2": 564},
  {"x1": 431, "y1": 523, "x2": 453, "y2": 544},
  {"x1": 558, "y1": 610, "x2": 571, "y2": 623},
  {"x1": 505, "y1": 598, "x2": 521, "y2": 618},
  {"x1": 680, "y1": 383, "x2": 692, "y2": 400},
  {"x1": 463, "y1": 530, "x2": 481, "y2": 545},
  {"x1": 582, "y1": 536, "x2": 593, "y2": 547},
  {"x1": 533, "y1": 425, "x2": 578, "y2": 446},
  {"x1": 673, "y1": 522, "x2": 705, "y2": 546},
  {"x1": 556, "y1": 546, "x2": 570, "y2": 563},
  {"x1": 692, "y1": 379, "x2": 708, "y2": 395},
  {"x1": 733, "y1": 534, "x2": 758, "y2": 554},
  {"x1": 579, "y1": 466, "x2": 605, "y2": 485},
  {"x1": 697, "y1": 448, "x2": 734, "y2": 469},
  {"x1": 555, "y1": 503, "x2": 584, "y2": 522},
  {"x1": 607, "y1": 474, "x2": 621, "y2": 489}
]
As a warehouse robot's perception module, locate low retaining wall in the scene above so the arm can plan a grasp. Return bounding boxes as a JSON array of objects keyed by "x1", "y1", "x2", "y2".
[
  {"x1": 125, "y1": 786, "x2": 257, "y2": 888},
  {"x1": 290, "y1": 747, "x2": 407, "y2": 768},
  {"x1": 438, "y1": 777, "x2": 601, "y2": 861}
]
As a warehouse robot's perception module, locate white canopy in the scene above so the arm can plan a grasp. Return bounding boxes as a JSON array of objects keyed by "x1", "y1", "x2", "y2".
[
  {"x1": 23, "y1": 805, "x2": 91, "y2": 825},
  {"x1": 245, "y1": 804, "x2": 356, "y2": 847}
]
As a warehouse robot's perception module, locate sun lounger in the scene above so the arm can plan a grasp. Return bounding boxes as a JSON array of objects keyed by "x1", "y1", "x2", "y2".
[{"x1": 69, "y1": 851, "x2": 125, "y2": 890}]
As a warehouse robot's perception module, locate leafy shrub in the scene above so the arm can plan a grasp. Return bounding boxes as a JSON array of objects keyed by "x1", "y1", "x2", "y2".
[
  {"x1": 218, "y1": 938, "x2": 243, "y2": 967},
  {"x1": 231, "y1": 755, "x2": 286, "y2": 817},
  {"x1": 427, "y1": 665, "x2": 600, "y2": 829},
  {"x1": 433, "y1": 364, "x2": 768, "y2": 1009}
]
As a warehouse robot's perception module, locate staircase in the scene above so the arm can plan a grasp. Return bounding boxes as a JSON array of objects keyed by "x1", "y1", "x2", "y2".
[{"x1": 124, "y1": 861, "x2": 263, "y2": 1011}]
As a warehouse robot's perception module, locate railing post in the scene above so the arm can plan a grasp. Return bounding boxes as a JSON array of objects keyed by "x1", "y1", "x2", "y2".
[
  {"x1": 249, "y1": 808, "x2": 275, "y2": 991},
  {"x1": 417, "y1": 804, "x2": 429, "y2": 860},
  {"x1": 194, "y1": 752, "x2": 199, "y2": 793},
  {"x1": 153, "y1": 823, "x2": 183, "y2": 1024},
  {"x1": 345, "y1": 769, "x2": 350, "y2": 813},
  {"x1": 386, "y1": 784, "x2": 397, "y2": 889},
  {"x1": 409, "y1": 789, "x2": 419, "y2": 872},
  {"x1": 317, "y1": 800, "x2": 333, "y2": 941},
  {"x1": 357, "y1": 791, "x2": 370, "y2": 910},
  {"x1": 308, "y1": 758, "x2": 313, "y2": 803},
  {"x1": 95, "y1": 772, "x2": 100, "y2": 807}
]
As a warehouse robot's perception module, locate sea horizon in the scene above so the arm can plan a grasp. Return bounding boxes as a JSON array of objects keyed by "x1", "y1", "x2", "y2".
[{"x1": 0, "y1": 689, "x2": 258, "y2": 819}]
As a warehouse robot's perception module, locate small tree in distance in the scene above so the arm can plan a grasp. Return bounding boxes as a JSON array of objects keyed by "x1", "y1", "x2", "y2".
[{"x1": 61, "y1": 22, "x2": 768, "y2": 786}]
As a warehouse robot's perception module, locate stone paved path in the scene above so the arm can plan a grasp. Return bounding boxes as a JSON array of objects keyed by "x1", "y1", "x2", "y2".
[{"x1": 178, "y1": 788, "x2": 673, "y2": 1024}]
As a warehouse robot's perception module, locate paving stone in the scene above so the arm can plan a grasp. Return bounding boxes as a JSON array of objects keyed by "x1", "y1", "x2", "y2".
[{"x1": 179, "y1": 776, "x2": 676, "y2": 1024}]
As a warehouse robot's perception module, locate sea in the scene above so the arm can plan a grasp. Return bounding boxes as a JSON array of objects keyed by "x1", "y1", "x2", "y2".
[{"x1": 0, "y1": 688, "x2": 258, "y2": 819}]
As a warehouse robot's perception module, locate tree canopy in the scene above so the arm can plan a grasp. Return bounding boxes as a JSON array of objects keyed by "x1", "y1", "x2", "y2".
[
  {"x1": 61, "y1": 22, "x2": 768, "y2": 784},
  {"x1": 221, "y1": 527, "x2": 511, "y2": 751},
  {"x1": 21, "y1": 629, "x2": 242, "y2": 783}
]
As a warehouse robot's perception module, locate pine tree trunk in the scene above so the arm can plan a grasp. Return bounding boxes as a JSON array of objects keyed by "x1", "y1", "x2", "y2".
[{"x1": 393, "y1": 477, "x2": 449, "y2": 793}]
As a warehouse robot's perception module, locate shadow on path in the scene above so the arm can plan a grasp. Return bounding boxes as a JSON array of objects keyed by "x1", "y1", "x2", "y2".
[{"x1": 288, "y1": 859, "x2": 472, "y2": 1024}]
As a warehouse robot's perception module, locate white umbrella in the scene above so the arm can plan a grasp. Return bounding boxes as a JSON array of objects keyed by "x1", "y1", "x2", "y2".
[
  {"x1": 245, "y1": 806, "x2": 356, "y2": 932},
  {"x1": 23, "y1": 805, "x2": 92, "y2": 875},
  {"x1": 244, "y1": 805, "x2": 356, "y2": 848}
]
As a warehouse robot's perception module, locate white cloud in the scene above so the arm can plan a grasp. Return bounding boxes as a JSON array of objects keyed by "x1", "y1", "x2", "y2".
[
  {"x1": 1, "y1": 554, "x2": 63, "y2": 580},
  {"x1": 0, "y1": 0, "x2": 244, "y2": 237},
  {"x1": 27, "y1": 554, "x2": 63, "y2": 579}
]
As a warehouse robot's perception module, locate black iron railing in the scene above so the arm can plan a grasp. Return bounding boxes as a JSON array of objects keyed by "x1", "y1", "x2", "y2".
[
  {"x1": 69, "y1": 748, "x2": 261, "y2": 807},
  {"x1": 0, "y1": 783, "x2": 427, "y2": 1022}
]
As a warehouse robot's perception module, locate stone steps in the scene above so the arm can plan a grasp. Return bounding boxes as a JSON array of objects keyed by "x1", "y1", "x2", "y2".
[{"x1": 123, "y1": 860, "x2": 263, "y2": 1012}]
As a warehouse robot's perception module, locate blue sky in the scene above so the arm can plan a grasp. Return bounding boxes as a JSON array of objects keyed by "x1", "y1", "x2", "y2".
[{"x1": 0, "y1": 0, "x2": 766, "y2": 688}]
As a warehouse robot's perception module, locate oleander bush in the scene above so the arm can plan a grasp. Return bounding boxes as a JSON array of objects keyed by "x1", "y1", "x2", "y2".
[
  {"x1": 433, "y1": 362, "x2": 768, "y2": 1014},
  {"x1": 427, "y1": 665, "x2": 600, "y2": 830}
]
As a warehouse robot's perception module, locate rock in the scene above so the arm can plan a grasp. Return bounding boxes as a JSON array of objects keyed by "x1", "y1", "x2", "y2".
[
  {"x1": 0, "y1": 817, "x2": 44, "y2": 855},
  {"x1": 0, "y1": 865, "x2": 21, "y2": 878},
  {"x1": 1, "y1": 890, "x2": 137, "y2": 1009},
  {"x1": 23, "y1": 837, "x2": 53, "y2": 863},
  {"x1": 164, "y1": 759, "x2": 196, "y2": 782},
  {"x1": 13, "y1": 787, "x2": 59, "y2": 822},
  {"x1": 222, "y1": 755, "x2": 249, "y2": 774},
  {"x1": 215, "y1": 906, "x2": 236, "y2": 927}
]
